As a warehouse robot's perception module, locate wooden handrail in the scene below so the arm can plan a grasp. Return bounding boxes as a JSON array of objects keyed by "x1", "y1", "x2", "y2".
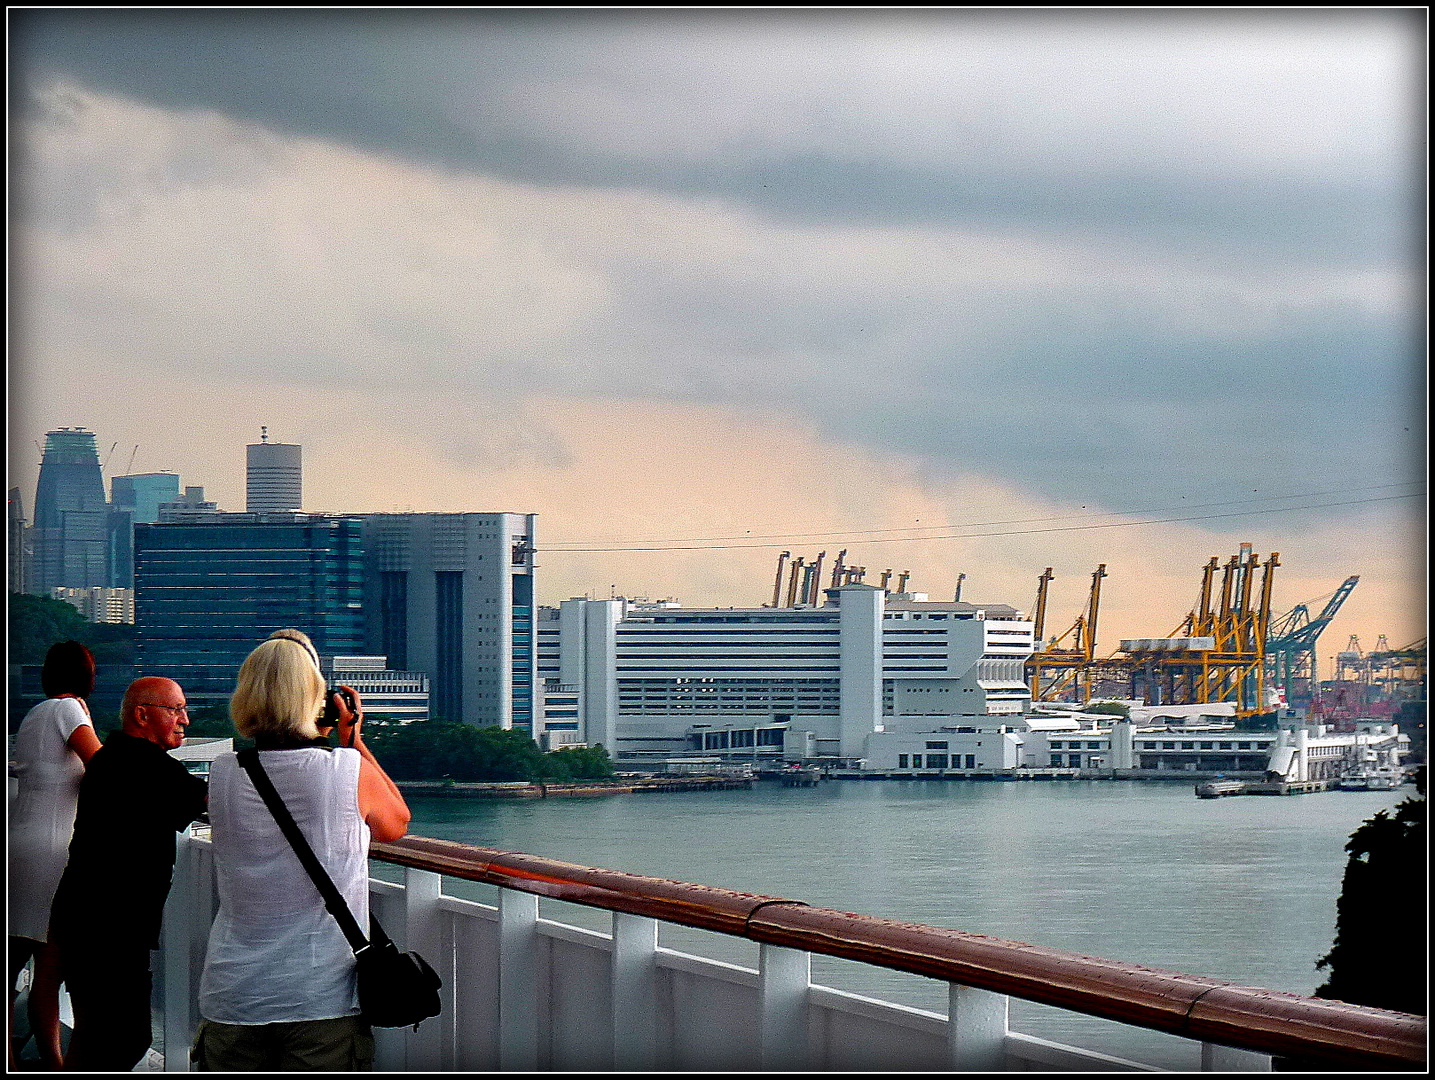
[{"x1": 372, "y1": 835, "x2": 1426, "y2": 1069}]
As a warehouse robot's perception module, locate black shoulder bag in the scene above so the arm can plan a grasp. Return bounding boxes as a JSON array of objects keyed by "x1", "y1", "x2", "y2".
[{"x1": 236, "y1": 748, "x2": 442, "y2": 1030}]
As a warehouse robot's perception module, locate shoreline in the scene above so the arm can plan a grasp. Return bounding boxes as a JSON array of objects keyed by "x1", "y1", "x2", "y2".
[{"x1": 396, "y1": 776, "x2": 754, "y2": 799}]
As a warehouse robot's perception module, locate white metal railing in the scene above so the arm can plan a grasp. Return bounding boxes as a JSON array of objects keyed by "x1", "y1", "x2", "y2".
[{"x1": 151, "y1": 833, "x2": 1306, "y2": 1072}]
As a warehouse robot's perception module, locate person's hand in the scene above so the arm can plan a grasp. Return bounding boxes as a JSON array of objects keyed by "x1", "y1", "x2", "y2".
[{"x1": 334, "y1": 685, "x2": 363, "y2": 747}]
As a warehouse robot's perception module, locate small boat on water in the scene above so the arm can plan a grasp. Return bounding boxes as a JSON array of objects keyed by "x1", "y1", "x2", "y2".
[
  {"x1": 1195, "y1": 779, "x2": 1246, "y2": 798},
  {"x1": 1336, "y1": 768, "x2": 1404, "y2": 792}
]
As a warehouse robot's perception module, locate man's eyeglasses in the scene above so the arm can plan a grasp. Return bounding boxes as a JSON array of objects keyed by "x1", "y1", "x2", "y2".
[{"x1": 139, "y1": 702, "x2": 189, "y2": 716}]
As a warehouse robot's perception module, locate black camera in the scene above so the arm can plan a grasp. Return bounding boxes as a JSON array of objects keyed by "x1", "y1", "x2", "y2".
[{"x1": 320, "y1": 686, "x2": 357, "y2": 729}]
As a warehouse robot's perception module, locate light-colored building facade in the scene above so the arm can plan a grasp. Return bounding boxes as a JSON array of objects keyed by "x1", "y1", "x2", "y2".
[
  {"x1": 359, "y1": 513, "x2": 537, "y2": 732},
  {"x1": 51, "y1": 585, "x2": 135, "y2": 624},
  {"x1": 246, "y1": 435, "x2": 302, "y2": 513},
  {"x1": 322, "y1": 655, "x2": 431, "y2": 724},
  {"x1": 537, "y1": 586, "x2": 1036, "y2": 767}
]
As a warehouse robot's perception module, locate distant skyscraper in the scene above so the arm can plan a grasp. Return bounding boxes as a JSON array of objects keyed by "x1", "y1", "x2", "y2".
[
  {"x1": 246, "y1": 428, "x2": 302, "y2": 512},
  {"x1": 8, "y1": 487, "x2": 33, "y2": 594},
  {"x1": 359, "y1": 513, "x2": 537, "y2": 730},
  {"x1": 32, "y1": 428, "x2": 110, "y2": 593},
  {"x1": 111, "y1": 472, "x2": 181, "y2": 524},
  {"x1": 109, "y1": 473, "x2": 181, "y2": 590},
  {"x1": 134, "y1": 517, "x2": 365, "y2": 707}
]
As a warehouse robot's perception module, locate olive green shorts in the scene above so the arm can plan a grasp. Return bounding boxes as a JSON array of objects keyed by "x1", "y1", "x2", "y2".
[{"x1": 192, "y1": 1014, "x2": 374, "y2": 1072}]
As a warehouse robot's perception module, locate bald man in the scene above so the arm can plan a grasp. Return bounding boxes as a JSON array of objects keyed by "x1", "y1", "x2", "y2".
[{"x1": 49, "y1": 677, "x2": 208, "y2": 1072}]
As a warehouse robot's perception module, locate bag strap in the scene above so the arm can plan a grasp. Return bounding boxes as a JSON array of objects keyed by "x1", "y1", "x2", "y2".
[{"x1": 236, "y1": 748, "x2": 388, "y2": 954}]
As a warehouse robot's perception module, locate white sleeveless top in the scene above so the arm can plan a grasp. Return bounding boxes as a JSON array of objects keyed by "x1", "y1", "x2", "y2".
[
  {"x1": 8, "y1": 697, "x2": 93, "y2": 941},
  {"x1": 199, "y1": 747, "x2": 369, "y2": 1025}
]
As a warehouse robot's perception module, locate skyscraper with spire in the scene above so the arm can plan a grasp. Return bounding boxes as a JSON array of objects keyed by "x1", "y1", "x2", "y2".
[{"x1": 246, "y1": 427, "x2": 302, "y2": 512}]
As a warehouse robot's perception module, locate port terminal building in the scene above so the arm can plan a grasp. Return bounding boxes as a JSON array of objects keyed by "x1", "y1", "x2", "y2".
[
  {"x1": 537, "y1": 585, "x2": 1037, "y2": 767},
  {"x1": 535, "y1": 590, "x2": 1408, "y2": 781}
]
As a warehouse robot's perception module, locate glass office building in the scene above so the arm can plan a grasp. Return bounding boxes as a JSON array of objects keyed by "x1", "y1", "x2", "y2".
[
  {"x1": 32, "y1": 428, "x2": 110, "y2": 593},
  {"x1": 134, "y1": 517, "x2": 365, "y2": 707}
]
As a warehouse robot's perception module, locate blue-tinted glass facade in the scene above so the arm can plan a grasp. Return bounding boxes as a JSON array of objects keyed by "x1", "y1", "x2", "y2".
[
  {"x1": 511, "y1": 572, "x2": 534, "y2": 734},
  {"x1": 33, "y1": 429, "x2": 110, "y2": 592},
  {"x1": 134, "y1": 518, "x2": 365, "y2": 705}
]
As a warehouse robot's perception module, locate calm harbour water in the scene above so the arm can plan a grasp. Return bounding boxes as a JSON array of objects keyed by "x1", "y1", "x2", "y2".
[{"x1": 386, "y1": 778, "x2": 1406, "y2": 1069}]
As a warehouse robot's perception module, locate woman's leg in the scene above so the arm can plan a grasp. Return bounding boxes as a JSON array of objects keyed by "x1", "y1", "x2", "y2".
[
  {"x1": 8, "y1": 937, "x2": 39, "y2": 1072},
  {"x1": 28, "y1": 943, "x2": 65, "y2": 1070}
]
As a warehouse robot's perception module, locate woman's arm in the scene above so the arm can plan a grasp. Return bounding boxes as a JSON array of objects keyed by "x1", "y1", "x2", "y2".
[
  {"x1": 334, "y1": 686, "x2": 411, "y2": 843},
  {"x1": 66, "y1": 723, "x2": 102, "y2": 765}
]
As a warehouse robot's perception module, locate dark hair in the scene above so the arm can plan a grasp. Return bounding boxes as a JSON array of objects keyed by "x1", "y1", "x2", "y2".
[{"x1": 41, "y1": 640, "x2": 96, "y2": 699}]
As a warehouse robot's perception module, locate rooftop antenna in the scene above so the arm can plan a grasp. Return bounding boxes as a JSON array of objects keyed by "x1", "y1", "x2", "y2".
[{"x1": 260, "y1": 426, "x2": 269, "y2": 443}]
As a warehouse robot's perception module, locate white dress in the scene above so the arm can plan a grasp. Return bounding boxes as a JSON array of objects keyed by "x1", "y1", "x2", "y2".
[
  {"x1": 7, "y1": 697, "x2": 93, "y2": 942},
  {"x1": 199, "y1": 747, "x2": 369, "y2": 1025}
]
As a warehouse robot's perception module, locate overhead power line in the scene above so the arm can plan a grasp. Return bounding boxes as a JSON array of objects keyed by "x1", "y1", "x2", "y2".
[
  {"x1": 542, "y1": 490, "x2": 1424, "y2": 553},
  {"x1": 545, "y1": 482, "x2": 1424, "y2": 548}
]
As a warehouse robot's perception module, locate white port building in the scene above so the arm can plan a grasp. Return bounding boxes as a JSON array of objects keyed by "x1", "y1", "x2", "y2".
[{"x1": 536, "y1": 585, "x2": 1036, "y2": 766}]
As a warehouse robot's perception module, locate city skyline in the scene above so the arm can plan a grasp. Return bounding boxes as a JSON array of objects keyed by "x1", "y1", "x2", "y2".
[{"x1": 8, "y1": 10, "x2": 1425, "y2": 655}]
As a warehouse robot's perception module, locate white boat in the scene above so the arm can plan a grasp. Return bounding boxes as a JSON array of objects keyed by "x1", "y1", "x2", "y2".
[{"x1": 1336, "y1": 768, "x2": 1403, "y2": 791}]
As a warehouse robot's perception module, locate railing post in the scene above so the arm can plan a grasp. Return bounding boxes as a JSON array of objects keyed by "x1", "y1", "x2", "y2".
[
  {"x1": 498, "y1": 888, "x2": 540, "y2": 1070},
  {"x1": 403, "y1": 868, "x2": 445, "y2": 1072},
  {"x1": 948, "y1": 982, "x2": 1009, "y2": 1071},
  {"x1": 759, "y1": 944, "x2": 810, "y2": 1070},
  {"x1": 161, "y1": 836, "x2": 197, "y2": 1072},
  {"x1": 1203, "y1": 1041, "x2": 1273, "y2": 1071},
  {"x1": 611, "y1": 913, "x2": 659, "y2": 1069}
]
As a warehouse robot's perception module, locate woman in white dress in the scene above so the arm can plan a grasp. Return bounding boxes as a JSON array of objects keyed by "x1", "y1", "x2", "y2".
[{"x1": 7, "y1": 641, "x2": 104, "y2": 1070}]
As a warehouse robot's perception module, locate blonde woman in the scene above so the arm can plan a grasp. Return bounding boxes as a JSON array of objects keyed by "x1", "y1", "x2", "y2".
[{"x1": 193, "y1": 631, "x2": 409, "y2": 1071}]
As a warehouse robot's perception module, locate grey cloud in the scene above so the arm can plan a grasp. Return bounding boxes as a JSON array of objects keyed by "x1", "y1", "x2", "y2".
[{"x1": 10, "y1": 8, "x2": 1418, "y2": 263}]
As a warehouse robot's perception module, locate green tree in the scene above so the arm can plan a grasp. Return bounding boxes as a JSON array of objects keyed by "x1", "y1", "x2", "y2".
[
  {"x1": 543, "y1": 744, "x2": 616, "y2": 781},
  {"x1": 1084, "y1": 701, "x2": 1130, "y2": 718},
  {"x1": 184, "y1": 704, "x2": 238, "y2": 739},
  {"x1": 363, "y1": 723, "x2": 617, "y2": 783},
  {"x1": 1314, "y1": 767, "x2": 1426, "y2": 1016},
  {"x1": 8, "y1": 592, "x2": 136, "y2": 670},
  {"x1": 8, "y1": 592, "x2": 88, "y2": 664},
  {"x1": 364, "y1": 721, "x2": 546, "y2": 782}
]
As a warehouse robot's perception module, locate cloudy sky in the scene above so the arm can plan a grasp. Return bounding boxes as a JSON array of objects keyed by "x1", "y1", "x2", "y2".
[{"x1": 8, "y1": 9, "x2": 1425, "y2": 657}]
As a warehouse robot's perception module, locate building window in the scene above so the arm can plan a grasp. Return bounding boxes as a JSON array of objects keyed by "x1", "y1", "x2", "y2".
[
  {"x1": 1069, "y1": 754, "x2": 1083, "y2": 768},
  {"x1": 965, "y1": 754, "x2": 976, "y2": 769},
  {"x1": 1050, "y1": 755, "x2": 1063, "y2": 767},
  {"x1": 926, "y1": 754, "x2": 948, "y2": 769},
  {"x1": 1181, "y1": 743, "x2": 1194, "y2": 750},
  {"x1": 925, "y1": 741, "x2": 949, "y2": 750},
  {"x1": 1238, "y1": 742, "x2": 1251, "y2": 750},
  {"x1": 911, "y1": 755, "x2": 922, "y2": 769},
  {"x1": 898, "y1": 755, "x2": 909, "y2": 769},
  {"x1": 1200, "y1": 742, "x2": 1214, "y2": 750},
  {"x1": 1087, "y1": 742, "x2": 1101, "y2": 750},
  {"x1": 1162, "y1": 742, "x2": 1176, "y2": 749}
]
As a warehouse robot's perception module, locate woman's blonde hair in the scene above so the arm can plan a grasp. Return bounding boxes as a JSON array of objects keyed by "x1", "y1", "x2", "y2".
[{"x1": 230, "y1": 636, "x2": 326, "y2": 741}]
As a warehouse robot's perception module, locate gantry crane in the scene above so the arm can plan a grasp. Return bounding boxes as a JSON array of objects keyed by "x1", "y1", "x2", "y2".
[
  {"x1": 1264, "y1": 575, "x2": 1359, "y2": 704},
  {"x1": 1025, "y1": 565, "x2": 1106, "y2": 703},
  {"x1": 1118, "y1": 546, "x2": 1280, "y2": 715}
]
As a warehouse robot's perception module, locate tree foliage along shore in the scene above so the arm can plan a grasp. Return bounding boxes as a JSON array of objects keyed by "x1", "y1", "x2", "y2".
[
  {"x1": 361, "y1": 721, "x2": 615, "y2": 783},
  {"x1": 8, "y1": 592, "x2": 136, "y2": 669},
  {"x1": 1314, "y1": 766, "x2": 1426, "y2": 1017}
]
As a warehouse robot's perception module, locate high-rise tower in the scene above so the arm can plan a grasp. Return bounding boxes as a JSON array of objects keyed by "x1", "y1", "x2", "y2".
[
  {"x1": 246, "y1": 428, "x2": 302, "y2": 513},
  {"x1": 32, "y1": 428, "x2": 110, "y2": 593},
  {"x1": 8, "y1": 488, "x2": 32, "y2": 594}
]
